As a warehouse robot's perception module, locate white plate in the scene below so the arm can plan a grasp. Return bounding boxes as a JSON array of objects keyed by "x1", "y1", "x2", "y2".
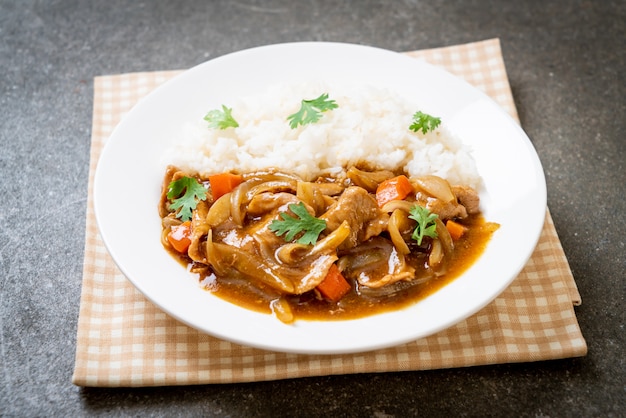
[{"x1": 94, "y1": 42, "x2": 546, "y2": 354}]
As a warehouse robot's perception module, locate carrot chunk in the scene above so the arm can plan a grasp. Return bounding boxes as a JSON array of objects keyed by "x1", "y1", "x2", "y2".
[
  {"x1": 445, "y1": 219, "x2": 467, "y2": 240},
  {"x1": 208, "y1": 172, "x2": 243, "y2": 200},
  {"x1": 167, "y1": 221, "x2": 192, "y2": 253},
  {"x1": 375, "y1": 175, "x2": 414, "y2": 207},
  {"x1": 316, "y1": 264, "x2": 351, "y2": 302}
]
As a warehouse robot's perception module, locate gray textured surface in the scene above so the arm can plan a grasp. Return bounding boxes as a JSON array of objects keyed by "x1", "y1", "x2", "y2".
[{"x1": 1, "y1": 0, "x2": 624, "y2": 416}]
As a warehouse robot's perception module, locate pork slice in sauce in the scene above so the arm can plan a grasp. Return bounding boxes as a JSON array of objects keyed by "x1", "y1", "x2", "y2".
[
  {"x1": 451, "y1": 185, "x2": 480, "y2": 215},
  {"x1": 338, "y1": 236, "x2": 417, "y2": 289},
  {"x1": 158, "y1": 165, "x2": 187, "y2": 218},
  {"x1": 414, "y1": 186, "x2": 478, "y2": 221},
  {"x1": 320, "y1": 186, "x2": 381, "y2": 250}
]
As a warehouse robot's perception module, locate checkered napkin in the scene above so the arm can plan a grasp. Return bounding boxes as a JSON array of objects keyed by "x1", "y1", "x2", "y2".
[{"x1": 72, "y1": 39, "x2": 586, "y2": 387}]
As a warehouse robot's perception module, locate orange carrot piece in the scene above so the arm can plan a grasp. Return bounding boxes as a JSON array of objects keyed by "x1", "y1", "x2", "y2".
[
  {"x1": 209, "y1": 172, "x2": 243, "y2": 200},
  {"x1": 375, "y1": 175, "x2": 414, "y2": 207},
  {"x1": 316, "y1": 264, "x2": 351, "y2": 302},
  {"x1": 445, "y1": 219, "x2": 467, "y2": 240},
  {"x1": 167, "y1": 221, "x2": 192, "y2": 253}
]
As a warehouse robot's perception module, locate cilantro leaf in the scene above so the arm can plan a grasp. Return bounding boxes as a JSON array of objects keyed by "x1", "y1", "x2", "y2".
[
  {"x1": 269, "y1": 202, "x2": 327, "y2": 245},
  {"x1": 287, "y1": 93, "x2": 338, "y2": 129},
  {"x1": 408, "y1": 205, "x2": 439, "y2": 245},
  {"x1": 167, "y1": 176, "x2": 207, "y2": 221},
  {"x1": 204, "y1": 105, "x2": 239, "y2": 129},
  {"x1": 409, "y1": 111, "x2": 441, "y2": 134}
]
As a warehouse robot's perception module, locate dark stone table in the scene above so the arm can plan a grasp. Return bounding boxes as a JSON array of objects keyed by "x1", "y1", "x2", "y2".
[{"x1": 1, "y1": 1, "x2": 624, "y2": 416}]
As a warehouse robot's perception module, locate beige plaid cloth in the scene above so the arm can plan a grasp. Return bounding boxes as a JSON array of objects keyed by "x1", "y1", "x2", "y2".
[{"x1": 72, "y1": 39, "x2": 587, "y2": 387}]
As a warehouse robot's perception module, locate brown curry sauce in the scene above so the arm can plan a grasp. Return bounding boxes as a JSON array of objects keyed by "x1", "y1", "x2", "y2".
[{"x1": 167, "y1": 214, "x2": 499, "y2": 321}]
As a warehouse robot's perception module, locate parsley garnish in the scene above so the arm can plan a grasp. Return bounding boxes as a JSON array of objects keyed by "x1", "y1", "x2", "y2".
[
  {"x1": 408, "y1": 205, "x2": 439, "y2": 245},
  {"x1": 204, "y1": 105, "x2": 239, "y2": 129},
  {"x1": 167, "y1": 176, "x2": 207, "y2": 221},
  {"x1": 409, "y1": 111, "x2": 441, "y2": 134},
  {"x1": 287, "y1": 93, "x2": 338, "y2": 129},
  {"x1": 269, "y1": 202, "x2": 327, "y2": 245}
]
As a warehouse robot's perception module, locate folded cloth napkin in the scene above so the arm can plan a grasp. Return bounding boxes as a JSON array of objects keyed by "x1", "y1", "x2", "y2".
[{"x1": 72, "y1": 38, "x2": 586, "y2": 387}]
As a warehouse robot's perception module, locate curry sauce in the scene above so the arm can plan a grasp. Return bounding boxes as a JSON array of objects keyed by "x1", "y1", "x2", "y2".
[
  {"x1": 160, "y1": 166, "x2": 499, "y2": 323},
  {"x1": 168, "y1": 214, "x2": 499, "y2": 321}
]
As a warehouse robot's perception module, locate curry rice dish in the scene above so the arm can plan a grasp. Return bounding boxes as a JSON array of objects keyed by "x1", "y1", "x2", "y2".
[{"x1": 159, "y1": 82, "x2": 499, "y2": 323}]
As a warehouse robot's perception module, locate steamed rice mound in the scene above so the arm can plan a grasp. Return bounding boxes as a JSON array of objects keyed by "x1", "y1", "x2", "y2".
[{"x1": 166, "y1": 81, "x2": 480, "y2": 188}]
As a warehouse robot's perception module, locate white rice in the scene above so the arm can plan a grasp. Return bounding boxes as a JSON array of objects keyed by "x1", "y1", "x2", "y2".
[{"x1": 164, "y1": 81, "x2": 480, "y2": 187}]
